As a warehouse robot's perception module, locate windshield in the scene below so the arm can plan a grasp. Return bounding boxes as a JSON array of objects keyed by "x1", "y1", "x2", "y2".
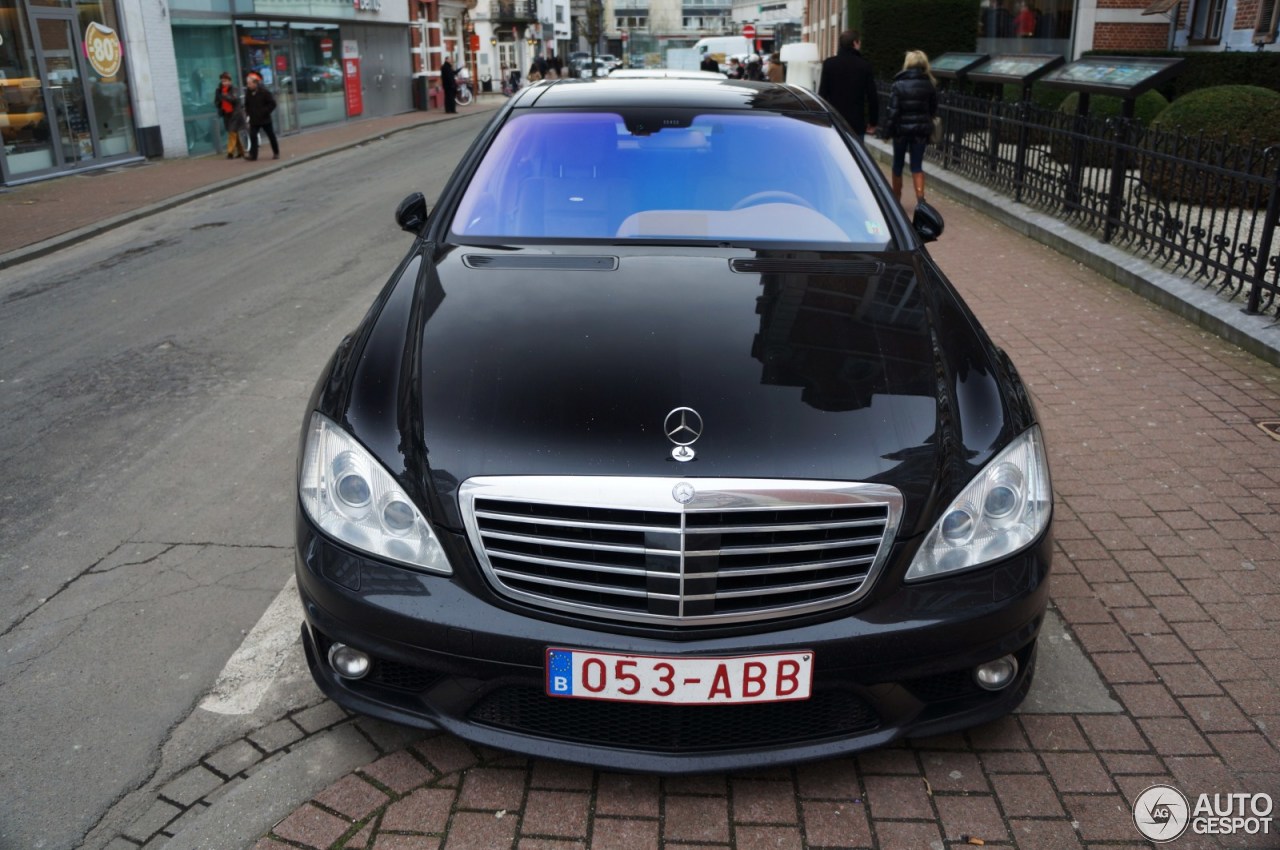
[{"x1": 450, "y1": 110, "x2": 891, "y2": 248}]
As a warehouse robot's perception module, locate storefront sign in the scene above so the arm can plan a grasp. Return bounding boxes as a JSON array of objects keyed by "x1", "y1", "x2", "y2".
[
  {"x1": 84, "y1": 22, "x2": 122, "y2": 79},
  {"x1": 352, "y1": 0, "x2": 381, "y2": 11},
  {"x1": 344, "y1": 54, "x2": 363, "y2": 116}
]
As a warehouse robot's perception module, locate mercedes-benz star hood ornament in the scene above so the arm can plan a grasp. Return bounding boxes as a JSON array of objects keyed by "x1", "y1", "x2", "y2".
[{"x1": 664, "y1": 407, "x2": 703, "y2": 462}]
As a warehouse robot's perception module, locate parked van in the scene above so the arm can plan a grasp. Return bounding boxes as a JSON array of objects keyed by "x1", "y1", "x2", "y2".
[{"x1": 692, "y1": 36, "x2": 753, "y2": 71}]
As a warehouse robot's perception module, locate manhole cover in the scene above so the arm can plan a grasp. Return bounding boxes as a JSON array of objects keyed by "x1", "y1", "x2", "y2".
[{"x1": 1258, "y1": 420, "x2": 1280, "y2": 442}]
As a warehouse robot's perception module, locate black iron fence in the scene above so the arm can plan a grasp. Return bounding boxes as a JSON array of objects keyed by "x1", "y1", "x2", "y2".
[{"x1": 882, "y1": 84, "x2": 1280, "y2": 323}]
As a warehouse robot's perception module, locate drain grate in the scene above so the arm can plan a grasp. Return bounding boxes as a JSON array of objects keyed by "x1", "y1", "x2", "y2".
[{"x1": 1257, "y1": 420, "x2": 1280, "y2": 442}]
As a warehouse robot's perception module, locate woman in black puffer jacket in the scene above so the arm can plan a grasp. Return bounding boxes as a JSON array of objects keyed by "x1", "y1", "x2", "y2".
[{"x1": 885, "y1": 51, "x2": 938, "y2": 205}]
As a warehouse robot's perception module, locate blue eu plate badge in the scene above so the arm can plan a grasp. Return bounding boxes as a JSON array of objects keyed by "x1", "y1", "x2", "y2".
[{"x1": 547, "y1": 649, "x2": 574, "y2": 695}]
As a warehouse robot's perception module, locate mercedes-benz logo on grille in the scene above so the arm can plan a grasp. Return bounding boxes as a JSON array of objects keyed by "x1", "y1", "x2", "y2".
[
  {"x1": 672, "y1": 482, "x2": 696, "y2": 504},
  {"x1": 664, "y1": 407, "x2": 703, "y2": 462}
]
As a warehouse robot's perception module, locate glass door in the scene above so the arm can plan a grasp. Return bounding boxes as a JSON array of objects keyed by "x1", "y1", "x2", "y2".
[
  {"x1": 33, "y1": 16, "x2": 97, "y2": 165},
  {"x1": 239, "y1": 22, "x2": 298, "y2": 133}
]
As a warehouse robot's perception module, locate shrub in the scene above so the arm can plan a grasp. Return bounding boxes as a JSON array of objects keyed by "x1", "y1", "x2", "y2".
[
  {"x1": 1150, "y1": 85, "x2": 1280, "y2": 148},
  {"x1": 1048, "y1": 89, "x2": 1168, "y2": 167},
  {"x1": 1140, "y1": 86, "x2": 1280, "y2": 207}
]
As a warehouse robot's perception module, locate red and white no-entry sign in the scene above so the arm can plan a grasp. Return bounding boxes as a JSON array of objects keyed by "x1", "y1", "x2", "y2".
[{"x1": 742, "y1": 23, "x2": 756, "y2": 39}]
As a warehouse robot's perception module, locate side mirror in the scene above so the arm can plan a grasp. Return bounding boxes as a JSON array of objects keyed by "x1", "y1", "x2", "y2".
[
  {"x1": 912, "y1": 200, "x2": 944, "y2": 243},
  {"x1": 395, "y1": 192, "x2": 428, "y2": 234}
]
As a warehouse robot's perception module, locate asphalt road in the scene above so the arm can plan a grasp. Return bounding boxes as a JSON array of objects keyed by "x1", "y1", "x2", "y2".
[{"x1": 0, "y1": 114, "x2": 488, "y2": 850}]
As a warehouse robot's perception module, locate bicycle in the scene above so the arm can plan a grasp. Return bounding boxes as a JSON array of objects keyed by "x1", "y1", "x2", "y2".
[{"x1": 455, "y1": 69, "x2": 474, "y2": 107}]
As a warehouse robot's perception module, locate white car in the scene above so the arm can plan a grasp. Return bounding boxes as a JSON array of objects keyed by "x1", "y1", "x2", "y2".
[{"x1": 573, "y1": 58, "x2": 612, "y2": 78}]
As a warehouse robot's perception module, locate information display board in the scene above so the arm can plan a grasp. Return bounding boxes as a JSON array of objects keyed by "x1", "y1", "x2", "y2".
[
  {"x1": 1037, "y1": 55, "x2": 1184, "y2": 98},
  {"x1": 930, "y1": 52, "x2": 989, "y2": 81},
  {"x1": 965, "y1": 54, "x2": 1064, "y2": 88}
]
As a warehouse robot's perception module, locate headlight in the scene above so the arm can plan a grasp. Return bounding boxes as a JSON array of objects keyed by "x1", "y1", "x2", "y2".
[
  {"x1": 299, "y1": 412, "x2": 452, "y2": 574},
  {"x1": 905, "y1": 426, "x2": 1051, "y2": 581}
]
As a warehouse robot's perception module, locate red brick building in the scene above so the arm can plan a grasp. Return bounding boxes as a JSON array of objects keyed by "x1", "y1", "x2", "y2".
[{"x1": 801, "y1": 1, "x2": 1280, "y2": 60}]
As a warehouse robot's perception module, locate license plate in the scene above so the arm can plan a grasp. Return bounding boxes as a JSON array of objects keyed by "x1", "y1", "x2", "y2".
[{"x1": 545, "y1": 648, "x2": 813, "y2": 704}]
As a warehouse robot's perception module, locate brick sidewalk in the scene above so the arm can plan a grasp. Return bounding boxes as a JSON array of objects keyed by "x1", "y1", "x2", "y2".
[{"x1": 232, "y1": 172, "x2": 1280, "y2": 850}]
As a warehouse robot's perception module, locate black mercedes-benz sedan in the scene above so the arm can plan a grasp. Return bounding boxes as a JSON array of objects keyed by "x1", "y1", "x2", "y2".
[{"x1": 295, "y1": 76, "x2": 1053, "y2": 773}]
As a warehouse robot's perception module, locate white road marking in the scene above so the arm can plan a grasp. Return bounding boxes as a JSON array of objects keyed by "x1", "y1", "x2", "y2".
[{"x1": 200, "y1": 576, "x2": 303, "y2": 715}]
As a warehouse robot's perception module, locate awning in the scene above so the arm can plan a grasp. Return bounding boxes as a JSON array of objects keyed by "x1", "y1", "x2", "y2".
[{"x1": 1142, "y1": 0, "x2": 1180, "y2": 15}]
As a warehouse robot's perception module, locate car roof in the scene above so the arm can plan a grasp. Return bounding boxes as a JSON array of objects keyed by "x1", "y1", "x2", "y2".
[
  {"x1": 606, "y1": 69, "x2": 726, "y2": 80},
  {"x1": 509, "y1": 77, "x2": 828, "y2": 113}
]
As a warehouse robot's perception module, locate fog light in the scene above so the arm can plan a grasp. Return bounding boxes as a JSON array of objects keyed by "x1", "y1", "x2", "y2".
[
  {"x1": 328, "y1": 643, "x2": 371, "y2": 680},
  {"x1": 974, "y1": 655, "x2": 1018, "y2": 691}
]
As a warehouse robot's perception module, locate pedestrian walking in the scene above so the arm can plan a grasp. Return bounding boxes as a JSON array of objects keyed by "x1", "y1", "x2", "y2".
[
  {"x1": 441, "y1": 57, "x2": 458, "y2": 113},
  {"x1": 700, "y1": 54, "x2": 720, "y2": 73},
  {"x1": 745, "y1": 55, "x2": 765, "y2": 81},
  {"x1": 766, "y1": 53, "x2": 785, "y2": 83},
  {"x1": 214, "y1": 71, "x2": 246, "y2": 159},
  {"x1": 726, "y1": 57, "x2": 744, "y2": 79},
  {"x1": 817, "y1": 30, "x2": 878, "y2": 141},
  {"x1": 885, "y1": 50, "x2": 938, "y2": 205},
  {"x1": 243, "y1": 72, "x2": 279, "y2": 161}
]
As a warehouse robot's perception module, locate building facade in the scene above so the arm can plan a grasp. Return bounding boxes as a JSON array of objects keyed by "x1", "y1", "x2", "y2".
[
  {"x1": 1, "y1": 0, "x2": 146, "y2": 183},
  {"x1": 799, "y1": 0, "x2": 1280, "y2": 64}
]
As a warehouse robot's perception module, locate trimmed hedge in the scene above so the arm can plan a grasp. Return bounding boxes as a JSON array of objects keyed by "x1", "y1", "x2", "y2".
[
  {"x1": 1141, "y1": 85, "x2": 1280, "y2": 207},
  {"x1": 859, "y1": 0, "x2": 978, "y2": 85}
]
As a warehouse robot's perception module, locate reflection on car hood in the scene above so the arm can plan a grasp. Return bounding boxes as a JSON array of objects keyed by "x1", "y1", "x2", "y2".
[{"x1": 391, "y1": 246, "x2": 1011, "y2": 532}]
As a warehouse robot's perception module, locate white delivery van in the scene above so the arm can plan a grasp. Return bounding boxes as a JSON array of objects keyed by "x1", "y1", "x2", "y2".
[{"x1": 692, "y1": 36, "x2": 753, "y2": 71}]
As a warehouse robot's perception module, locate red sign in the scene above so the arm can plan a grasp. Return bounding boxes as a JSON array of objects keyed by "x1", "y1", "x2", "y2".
[
  {"x1": 469, "y1": 33, "x2": 480, "y2": 51},
  {"x1": 742, "y1": 23, "x2": 756, "y2": 39},
  {"x1": 344, "y1": 57, "x2": 363, "y2": 117},
  {"x1": 621, "y1": 29, "x2": 629, "y2": 42},
  {"x1": 320, "y1": 37, "x2": 334, "y2": 58}
]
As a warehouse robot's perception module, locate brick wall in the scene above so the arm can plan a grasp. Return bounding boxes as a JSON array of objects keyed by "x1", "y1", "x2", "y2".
[
  {"x1": 1096, "y1": 0, "x2": 1148, "y2": 7},
  {"x1": 1092, "y1": 21, "x2": 1171, "y2": 50},
  {"x1": 1236, "y1": 0, "x2": 1260, "y2": 28}
]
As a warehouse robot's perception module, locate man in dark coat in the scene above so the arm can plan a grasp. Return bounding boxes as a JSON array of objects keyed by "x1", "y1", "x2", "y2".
[
  {"x1": 817, "y1": 30, "x2": 878, "y2": 141},
  {"x1": 441, "y1": 57, "x2": 458, "y2": 113},
  {"x1": 242, "y1": 72, "x2": 279, "y2": 161},
  {"x1": 700, "y1": 54, "x2": 720, "y2": 73}
]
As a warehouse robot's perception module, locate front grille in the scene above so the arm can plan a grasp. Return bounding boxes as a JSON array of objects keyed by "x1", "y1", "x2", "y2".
[
  {"x1": 460, "y1": 477, "x2": 902, "y2": 625},
  {"x1": 469, "y1": 686, "x2": 879, "y2": 752}
]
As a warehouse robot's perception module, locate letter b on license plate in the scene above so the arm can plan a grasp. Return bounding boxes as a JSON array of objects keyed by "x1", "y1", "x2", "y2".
[{"x1": 546, "y1": 648, "x2": 813, "y2": 704}]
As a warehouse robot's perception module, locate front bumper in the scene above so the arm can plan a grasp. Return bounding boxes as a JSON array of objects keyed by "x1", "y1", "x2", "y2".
[{"x1": 296, "y1": 515, "x2": 1051, "y2": 774}]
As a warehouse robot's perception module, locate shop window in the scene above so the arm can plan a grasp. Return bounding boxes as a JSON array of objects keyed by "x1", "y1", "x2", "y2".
[
  {"x1": 977, "y1": 0, "x2": 1074, "y2": 43},
  {"x1": 173, "y1": 22, "x2": 235, "y2": 155},
  {"x1": 1256, "y1": 0, "x2": 1279, "y2": 44},
  {"x1": 291, "y1": 23, "x2": 343, "y2": 128},
  {"x1": 0, "y1": 0, "x2": 60, "y2": 175},
  {"x1": 1189, "y1": 0, "x2": 1225, "y2": 42},
  {"x1": 76, "y1": 0, "x2": 137, "y2": 156}
]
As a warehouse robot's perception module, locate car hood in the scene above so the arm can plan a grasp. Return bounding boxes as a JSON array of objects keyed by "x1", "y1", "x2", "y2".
[{"x1": 343, "y1": 245, "x2": 1017, "y2": 534}]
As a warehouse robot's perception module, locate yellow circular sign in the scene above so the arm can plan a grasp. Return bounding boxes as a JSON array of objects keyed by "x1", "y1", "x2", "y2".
[{"x1": 85, "y1": 22, "x2": 122, "y2": 79}]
